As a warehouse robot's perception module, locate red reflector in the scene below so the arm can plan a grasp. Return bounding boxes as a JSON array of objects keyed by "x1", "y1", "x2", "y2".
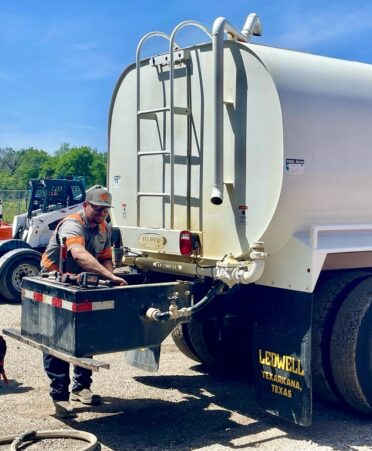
[
  {"x1": 33, "y1": 292, "x2": 43, "y2": 302},
  {"x1": 179, "y1": 230, "x2": 193, "y2": 256},
  {"x1": 52, "y1": 297, "x2": 62, "y2": 308},
  {"x1": 72, "y1": 301, "x2": 92, "y2": 312}
]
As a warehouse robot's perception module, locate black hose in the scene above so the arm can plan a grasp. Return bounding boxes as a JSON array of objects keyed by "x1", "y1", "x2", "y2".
[
  {"x1": 153, "y1": 311, "x2": 172, "y2": 321},
  {"x1": 0, "y1": 429, "x2": 98, "y2": 450},
  {"x1": 188, "y1": 280, "x2": 225, "y2": 315}
]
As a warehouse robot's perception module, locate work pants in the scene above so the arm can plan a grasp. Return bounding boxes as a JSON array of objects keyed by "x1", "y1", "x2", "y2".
[{"x1": 43, "y1": 353, "x2": 92, "y2": 401}]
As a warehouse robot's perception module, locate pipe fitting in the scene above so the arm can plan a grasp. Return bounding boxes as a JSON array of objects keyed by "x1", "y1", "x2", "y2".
[
  {"x1": 241, "y1": 13, "x2": 262, "y2": 40},
  {"x1": 210, "y1": 186, "x2": 223, "y2": 205},
  {"x1": 215, "y1": 244, "x2": 267, "y2": 286}
]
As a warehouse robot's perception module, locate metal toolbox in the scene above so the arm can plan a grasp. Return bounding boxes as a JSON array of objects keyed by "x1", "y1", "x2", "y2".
[{"x1": 21, "y1": 276, "x2": 192, "y2": 357}]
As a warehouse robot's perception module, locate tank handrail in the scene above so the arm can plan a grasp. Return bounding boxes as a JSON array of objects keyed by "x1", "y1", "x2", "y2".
[
  {"x1": 210, "y1": 14, "x2": 261, "y2": 205},
  {"x1": 135, "y1": 31, "x2": 179, "y2": 227},
  {"x1": 168, "y1": 21, "x2": 211, "y2": 228},
  {"x1": 136, "y1": 31, "x2": 179, "y2": 113}
]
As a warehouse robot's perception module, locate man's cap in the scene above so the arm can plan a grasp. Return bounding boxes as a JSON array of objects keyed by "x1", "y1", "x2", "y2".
[{"x1": 85, "y1": 186, "x2": 113, "y2": 208}]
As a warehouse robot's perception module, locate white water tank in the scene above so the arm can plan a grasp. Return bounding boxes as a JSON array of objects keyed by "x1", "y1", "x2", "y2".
[{"x1": 108, "y1": 40, "x2": 372, "y2": 261}]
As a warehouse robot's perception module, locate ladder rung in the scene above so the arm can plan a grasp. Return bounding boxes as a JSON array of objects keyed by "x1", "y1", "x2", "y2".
[
  {"x1": 138, "y1": 106, "x2": 190, "y2": 118},
  {"x1": 138, "y1": 192, "x2": 170, "y2": 198},
  {"x1": 138, "y1": 107, "x2": 169, "y2": 117},
  {"x1": 174, "y1": 107, "x2": 190, "y2": 115},
  {"x1": 138, "y1": 150, "x2": 170, "y2": 156}
]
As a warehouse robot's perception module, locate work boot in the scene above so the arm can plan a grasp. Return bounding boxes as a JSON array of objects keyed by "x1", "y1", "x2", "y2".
[
  {"x1": 53, "y1": 400, "x2": 75, "y2": 418},
  {"x1": 71, "y1": 388, "x2": 101, "y2": 405}
]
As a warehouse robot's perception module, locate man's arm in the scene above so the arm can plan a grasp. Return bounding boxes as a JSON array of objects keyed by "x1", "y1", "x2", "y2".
[
  {"x1": 101, "y1": 258, "x2": 114, "y2": 273},
  {"x1": 70, "y1": 246, "x2": 127, "y2": 285}
]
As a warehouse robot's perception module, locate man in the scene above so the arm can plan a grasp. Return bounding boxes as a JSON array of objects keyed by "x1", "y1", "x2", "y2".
[
  {"x1": 41, "y1": 186, "x2": 127, "y2": 418},
  {"x1": 0, "y1": 335, "x2": 8, "y2": 385}
]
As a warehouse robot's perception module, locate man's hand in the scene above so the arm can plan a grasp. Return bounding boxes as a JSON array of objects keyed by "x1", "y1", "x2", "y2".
[
  {"x1": 109, "y1": 274, "x2": 128, "y2": 286},
  {"x1": 71, "y1": 246, "x2": 128, "y2": 284}
]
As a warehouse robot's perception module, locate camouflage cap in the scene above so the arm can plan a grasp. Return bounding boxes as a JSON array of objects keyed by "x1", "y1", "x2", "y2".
[{"x1": 85, "y1": 186, "x2": 113, "y2": 208}]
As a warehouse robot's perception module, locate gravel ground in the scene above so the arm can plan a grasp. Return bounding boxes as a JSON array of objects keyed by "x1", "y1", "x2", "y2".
[{"x1": 0, "y1": 302, "x2": 372, "y2": 451}]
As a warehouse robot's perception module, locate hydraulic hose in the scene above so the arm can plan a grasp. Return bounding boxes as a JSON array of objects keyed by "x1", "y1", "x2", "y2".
[
  {"x1": 187, "y1": 280, "x2": 225, "y2": 315},
  {"x1": 0, "y1": 429, "x2": 98, "y2": 451},
  {"x1": 147, "y1": 281, "x2": 225, "y2": 321}
]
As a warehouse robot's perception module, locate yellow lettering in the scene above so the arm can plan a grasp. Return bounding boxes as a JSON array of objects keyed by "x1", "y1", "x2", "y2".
[
  {"x1": 258, "y1": 349, "x2": 304, "y2": 376},
  {"x1": 271, "y1": 384, "x2": 292, "y2": 398},
  {"x1": 275, "y1": 354, "x2": 286, "y2": 370},
  {"x1": 259, "y1": 349, "x2": 264, "y2": 364}
]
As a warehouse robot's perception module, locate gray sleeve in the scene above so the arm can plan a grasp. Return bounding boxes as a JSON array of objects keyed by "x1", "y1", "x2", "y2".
[
  {"x1": 59, "y1": 219, "x2": 85, "y2": 250},
  {"x1": 104, "y1": 222, "x2": 113, "y2": 249}
]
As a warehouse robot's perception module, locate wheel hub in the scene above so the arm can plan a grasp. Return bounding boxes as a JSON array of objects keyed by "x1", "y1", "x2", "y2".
[{"x1": 12, "y1": 264, "x2": 39, "y2": 290}]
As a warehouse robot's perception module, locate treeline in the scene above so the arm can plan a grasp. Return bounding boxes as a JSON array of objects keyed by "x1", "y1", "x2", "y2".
[{"x1": 0, "y1": 143, "x2": 107, "y2": 190}]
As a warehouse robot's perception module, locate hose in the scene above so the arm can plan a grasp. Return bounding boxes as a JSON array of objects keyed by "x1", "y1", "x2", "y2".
[
  {"x1": 147, "y1": 281, "x2": 225, "y2": 321},
  {"x1": 187, "y1": 280, "x2": 225, "y2": 315},
  {"x1": 0, "y1": 429, "x2": 98, "y2": 450}
]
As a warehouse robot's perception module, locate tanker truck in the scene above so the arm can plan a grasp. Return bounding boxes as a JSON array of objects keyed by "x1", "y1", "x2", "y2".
[{"x1": 6, "y1": 13, "x2": 372, "y2": 426}]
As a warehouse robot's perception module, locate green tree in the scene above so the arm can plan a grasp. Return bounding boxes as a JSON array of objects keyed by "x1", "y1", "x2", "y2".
[
  {"x1": 0, "y1": 147, "x2": 27, "y2": 176},
  {"x1": 51, "y1": 145, "x2": 107, "y2": 187},
  {"x1": 0, "y1": 144, "x2": 107, "y2": 189},
  {"x1": 13, "y1": 148, "x2": 51, "y2": 188}
]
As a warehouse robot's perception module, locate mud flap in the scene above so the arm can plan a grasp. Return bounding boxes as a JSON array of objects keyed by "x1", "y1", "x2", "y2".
[
  {"x1": 124, "y1": 345, "x2": 161, "y2": 372},
  {"x1": 252, "y1": 285, "x2": 312, "y2": 426}
]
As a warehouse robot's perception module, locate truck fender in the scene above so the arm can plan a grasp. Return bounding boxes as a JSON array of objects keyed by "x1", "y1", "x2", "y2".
[{"x1": 0, "y1": 239, "x2": 31, "y2": 258}]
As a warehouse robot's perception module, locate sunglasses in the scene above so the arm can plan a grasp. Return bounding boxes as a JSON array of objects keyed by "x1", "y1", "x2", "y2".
[{"x1": 89, "y1": 203, "x2": 110, "y2": 213}]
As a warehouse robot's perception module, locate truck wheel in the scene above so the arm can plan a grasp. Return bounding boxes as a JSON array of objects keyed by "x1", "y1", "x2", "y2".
[
  {"x1": 0, "y1": 249, "x2": 41, "y2": 302},
  {"x1": 187, "y1": 319, "x2": 223, "y2": 367},
  {"x1": 330, "y1": 277, "x2": 372, "y2": 414},
  {"x1": 185, "y1": 316, "x2": 252, "y2": 371},
  {"x1": 171, "y1": 323, "x2": 202, "y2": 363},
  {"x1": 312, "y1": 270, "x2": 371, "y2": 402}
]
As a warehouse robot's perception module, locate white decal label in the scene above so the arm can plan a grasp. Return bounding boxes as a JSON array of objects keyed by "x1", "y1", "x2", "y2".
[
  {"x1": 113, "y1": 175, "x2": 121, "y2": 188},
  {"x1": 239, "y1": 205, "x2": 248, "y2": 225},
  {"x1": 286, "y1": 159, "x2": 304, "y2": 175},
  {"x1": 122, "y1": 203, "x2": 127, "y2": 218}
]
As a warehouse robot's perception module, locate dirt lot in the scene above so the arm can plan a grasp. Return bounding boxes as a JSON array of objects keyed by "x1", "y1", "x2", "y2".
[{"x1": 0, "y1": 302, "x2": 371, "y2": 451}]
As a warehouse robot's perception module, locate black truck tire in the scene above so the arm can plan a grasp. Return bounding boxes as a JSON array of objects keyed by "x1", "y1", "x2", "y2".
[
  {"x1": 186, "y1": 318, "x2": 224, "y2": 367},
  {"x1": 185, "y1": 316, "x2": 252, "y2": 372},
  {"x1": 173, "y1": 317, "x2": 243, "y2": 369},
  {"x1": 330, "y1": 276, "x2": 372, "y2": 414},
  {"x1": 0, "y1": 249, "x2": 41, "y2": 302},
  {"x1": 171, "y1": 323, "x2": 202, "y2": 363},
  {"x1": 312, "y1": 270, "x2": 371, "y2": 402}
]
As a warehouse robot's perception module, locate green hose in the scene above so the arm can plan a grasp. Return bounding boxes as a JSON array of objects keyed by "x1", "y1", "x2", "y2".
[{"x1": 0, "y1": 429, "x2": 98, "y2": 450}]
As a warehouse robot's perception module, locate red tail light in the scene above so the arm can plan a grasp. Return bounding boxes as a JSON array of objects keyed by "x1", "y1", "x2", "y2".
[
  {"x1": 179, "y1": 230, "x2": 201, "y2": 256},
  {"x1": 179, "y1": 230, "x2": 193, "y2": 256}
]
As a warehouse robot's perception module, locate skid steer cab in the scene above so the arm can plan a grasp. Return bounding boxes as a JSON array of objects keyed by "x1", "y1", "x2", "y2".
[{"x1": 0, "y1": 178, "x2": 86, "y2": 302}]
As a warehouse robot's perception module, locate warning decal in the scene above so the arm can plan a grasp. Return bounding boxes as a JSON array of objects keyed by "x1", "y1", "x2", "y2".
[
  {"x1": 113, "y1": 175, "x2": 121, "y2": 188},
  {"x1": 238, "y1": 205, "x2": 248, "y2": 225},
  {"x1": 285, "y1": 159, "x2": 304, "y2": 175}
]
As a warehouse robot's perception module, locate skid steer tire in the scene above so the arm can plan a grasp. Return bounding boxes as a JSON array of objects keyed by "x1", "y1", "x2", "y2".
[
  {"x1": 330, "y1": 277, "x2": 372, "y2": 414},
  {"x1": 171, "y1": 323, "x2": 202, "y2": 364},
  {"x1": 312, "y1": 270, "x2": 371, "y2": 402},
  {"x1": 0, "y1": 249, "x2": 41, "y2": 302}
]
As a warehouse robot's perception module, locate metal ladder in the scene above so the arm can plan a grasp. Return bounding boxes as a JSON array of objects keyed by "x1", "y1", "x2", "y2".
[{"x1": 135, "y1": 21, "x2": 211, "y2": 229}]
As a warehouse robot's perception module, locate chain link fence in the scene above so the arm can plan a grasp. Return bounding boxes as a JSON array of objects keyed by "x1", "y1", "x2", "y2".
[{"x1": 0, "y1": 190, "x2": 27, "y2": 223}]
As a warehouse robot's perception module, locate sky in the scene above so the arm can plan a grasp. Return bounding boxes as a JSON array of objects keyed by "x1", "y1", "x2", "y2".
[{"x1": 1, "y1": 0, "x2": 372, "y2": 154}]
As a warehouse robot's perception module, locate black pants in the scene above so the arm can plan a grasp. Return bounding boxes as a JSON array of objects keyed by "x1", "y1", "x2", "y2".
[{"x1": 43, "y1": 353, "x2": 92, "y2": 401}]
